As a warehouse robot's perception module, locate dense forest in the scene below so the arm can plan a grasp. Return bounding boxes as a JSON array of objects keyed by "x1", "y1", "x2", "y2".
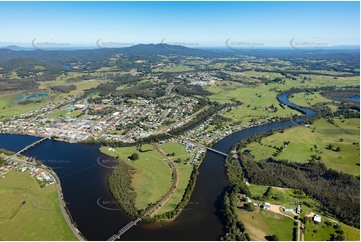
[
  {"x1": 220, "y1": 153, "x2": 251, "y2": 241},
  {"x1": 108, "y1": 159, "x2": 139, "y2": 217}
]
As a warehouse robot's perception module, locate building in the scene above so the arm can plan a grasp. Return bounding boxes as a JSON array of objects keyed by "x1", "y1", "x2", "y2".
[
  {"x1": 74, "y1": 104, "x2": 85, "y2": 109},
  {"x1": 313, "y1": 215, "x2": 322, "y2": 223},
  {"x1": 264, "y1": 202, "x2": 271, "y2": 209},
  {"x1": 283, "y1": 207, "x2": 294, "y2": 213}
]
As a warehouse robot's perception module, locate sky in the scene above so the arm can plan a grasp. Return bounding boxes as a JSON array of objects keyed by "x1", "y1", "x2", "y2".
[{"x1": 0, "y1": 1, "x2": 359, "y2": 48}]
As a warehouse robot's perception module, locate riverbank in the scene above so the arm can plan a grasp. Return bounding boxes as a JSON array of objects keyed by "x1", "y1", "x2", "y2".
[
  {"x1": 0, "y1": 87, "x2": 358, "y2": 240},
  {"x1": 0, "y1": 153, "x2": 83, "y2": 240}
]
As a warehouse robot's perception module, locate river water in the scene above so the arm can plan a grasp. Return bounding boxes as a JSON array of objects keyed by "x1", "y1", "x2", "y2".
[{"x1": 0, "y1": 93, "x2": 314, "y2": 240}]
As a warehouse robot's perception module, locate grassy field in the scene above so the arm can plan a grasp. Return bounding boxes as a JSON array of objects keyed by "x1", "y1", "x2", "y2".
[
  {"x1": 202, "y1": 73, "x2": 359, "y2": 126},
  {"x1": 152, "y1": 142, "x2": 193, "y2": 215},
  {"x1": 304, "y1": 219, "x2": 360, "y2": 241},
  {"x1": 0, "y1": 93, "x2": 51, "y2": 117},
  {"x1": 204, "y1": 80, "x2": 300, "y2": 125},
  {"x1": 159, "y1": 142, "x2": 191, "y2": 162},
  {"x1": 0, "y1": 171, "x2": 76, "y2": 241},
  {"x1": 247, "y1": 184, "x2": 321, "y2": 213},
  {"x1": 304, "y1": 219, "x2": 338, "y2": 241},
  {"x1": 237, "y1": 208, "x2": 294, "y2": 241},
  {"x1": 341, "y1": 222, "x2": 361, "y2": 241},
  {"x1": 101, "y1": 142, "x2": 195, "y2": 215},
  {"x1": 288, "y1": 91, "x2": 335, "y2": 108},
  {"x1": 100, "y1": 144, "x2": 172, "y2": 210},
  {"x1": 244, "y1": 118, "x2": 360, "y2": 176}
]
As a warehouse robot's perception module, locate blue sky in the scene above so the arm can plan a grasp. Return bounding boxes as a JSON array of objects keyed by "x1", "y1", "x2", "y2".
[{"x1": 0, "y1": 1, "x2": 359, "y2": 47}]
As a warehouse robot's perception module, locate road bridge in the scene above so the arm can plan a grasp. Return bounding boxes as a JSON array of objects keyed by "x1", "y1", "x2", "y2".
[
  {"x1": 205, "y1": 147, "x2": 228, "y2": 157},
  {"x1": 165, "y1": 133, "x2": 229, "y2": 157},
  {"x1": 15, "y1": 137, "x2": 47, "y2": 155},
  {"x1": 106, "y1": 218, "x2": 142, "y2": 241}
]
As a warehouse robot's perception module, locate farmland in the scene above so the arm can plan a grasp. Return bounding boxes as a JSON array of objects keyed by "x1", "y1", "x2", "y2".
[
  {"x1": 237, "y1": 208, "x2": 294, "y2": 241},
  {"x1": 243, "y1": 118, "x2": 360, "y2": 176},
  {"x1": 0, "y1": 171, "x2": 76, "y2": 240}
]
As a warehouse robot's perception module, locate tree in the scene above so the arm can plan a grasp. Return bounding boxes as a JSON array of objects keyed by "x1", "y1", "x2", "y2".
[
  {"x1": 129, "y1": 153, "x2": 139, "y2": 160},
  {"x1": 265, "y1": 234, "x2": 279, "y2": 241}
]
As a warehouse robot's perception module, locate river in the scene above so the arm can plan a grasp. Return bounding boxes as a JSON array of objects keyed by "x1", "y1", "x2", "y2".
[{"x1": 0, "y1": 93, "x2": 314, "y2": 241}]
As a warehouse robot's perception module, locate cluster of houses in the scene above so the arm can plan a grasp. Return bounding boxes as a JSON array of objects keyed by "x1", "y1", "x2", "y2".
[
  {"x1": 176, "y1": 72, "x2": 221, "y2": 86},
  {"x1": 0, "y1": 161, "x2": 54, "y2": 186},
  {"x1": 182, "y1": 104, "x2": 285, "y2": 146},
  {"x1": 32, "y1": 168, "x2": 55, "y2": 186},
  {"x1": 0, "y1": 93, "x2": 201, "y2": 144},
  {"x1": 233, "y1": 194, "x2": 325, "y2": 226},
  {"x1": 281, "y1": 204, "x2": 322, "y2": 223}
]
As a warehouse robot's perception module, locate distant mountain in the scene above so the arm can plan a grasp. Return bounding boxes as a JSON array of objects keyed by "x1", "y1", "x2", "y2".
[
  {"x1": 0, "y1": 43, "x2": 225, "y2": 64},
  {"x1": 329, "y1": 45, "x2": 360, "y2": 50},
  {"x1": 119, "y1": 43, "x2": 218, "y2": 57},
  {"x1": 0, "y1": 45, "x2": 34, "y2": 51}
]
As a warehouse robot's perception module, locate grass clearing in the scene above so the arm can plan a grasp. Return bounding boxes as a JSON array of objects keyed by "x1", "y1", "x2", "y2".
[
  {"x1": 0, "y1": 93, "x2": 51, "y2": 117},
  {"x1": 101, "y1": 141, "x2": 195, "y2": 215},
  {"x1": 204, "y1": 75, "x2": 359, "y2": 125},
  {"x1": 304, "y1": 219, "x2": 337, "y2": 241},
  {"x1": 289, "y1": 91, "x2": 335, "y2": 108},
  {"x1": 204, "y1": 80, "x2": 301, "y2": 125},
  {"x1": 341, "y1": 222, "x2": 360, "y2": 241},
  {"x1": 244, "y1": 118, "x2": 360, "y2": 176},
  {"x1": 152, "y1": 162, "x2": 193, "y2": 215},
  {"x1": 100, "y1": 145, "x2": 172, "y2": 210},
  {"x1": 0, "y1": 171, "x2": 76, "y2": 241},
  {"x1": 237, "y1": 208, "x2": 294, "y2": 241},
  {"x1": 248, "y1": 184, "x2": 321, "y2": 212}
]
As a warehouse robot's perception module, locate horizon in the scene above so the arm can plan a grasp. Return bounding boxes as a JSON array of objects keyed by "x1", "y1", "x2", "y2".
[
  {"x1": 0, "y1": 1, "x2": 359, "y2": 48},
  {"x1": 0, "y1": 42, "x2": 360, "y2": 51}
]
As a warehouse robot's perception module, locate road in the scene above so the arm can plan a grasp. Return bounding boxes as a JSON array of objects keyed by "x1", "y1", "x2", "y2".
[{"x1": 143, "y1": 143, "x2": 179, "y2": 216}]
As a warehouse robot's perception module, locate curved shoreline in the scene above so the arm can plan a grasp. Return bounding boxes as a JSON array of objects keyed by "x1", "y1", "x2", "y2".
[
  {"x1": 3, "y1": 154, "x2": 86, "y2": 241},
  {"x1": 43, "y1": 166, "x2": 86, "y2": 241},
  {"x1": 0, "y1": 87, "x2": 353, "y2": 240}
]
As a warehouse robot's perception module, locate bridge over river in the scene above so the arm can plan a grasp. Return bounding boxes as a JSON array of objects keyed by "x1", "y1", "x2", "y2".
[
  {"x1": 15, "y1": 137, "x2": 48, "y2": 155},
  {"x1": 106, "y1": 138, "x2": 228, "y2": 241},
  {"x1": 106, "y1": 218, "x2": 142, "y2": 241}
]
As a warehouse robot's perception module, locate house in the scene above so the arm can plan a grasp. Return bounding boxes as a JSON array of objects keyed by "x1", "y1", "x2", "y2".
[
  {"x1": 313, "y1": 215, "x2": 322, "y2": 223},
  {"x1": 283, "y1": 207, "x2": 294, "y2": 213},
  {"x1": 264, "y1": 202, "x2": 271, "y2": 209},
  {"x1": 74, "y1": 104, "x2": 85, "y2": 109}
]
